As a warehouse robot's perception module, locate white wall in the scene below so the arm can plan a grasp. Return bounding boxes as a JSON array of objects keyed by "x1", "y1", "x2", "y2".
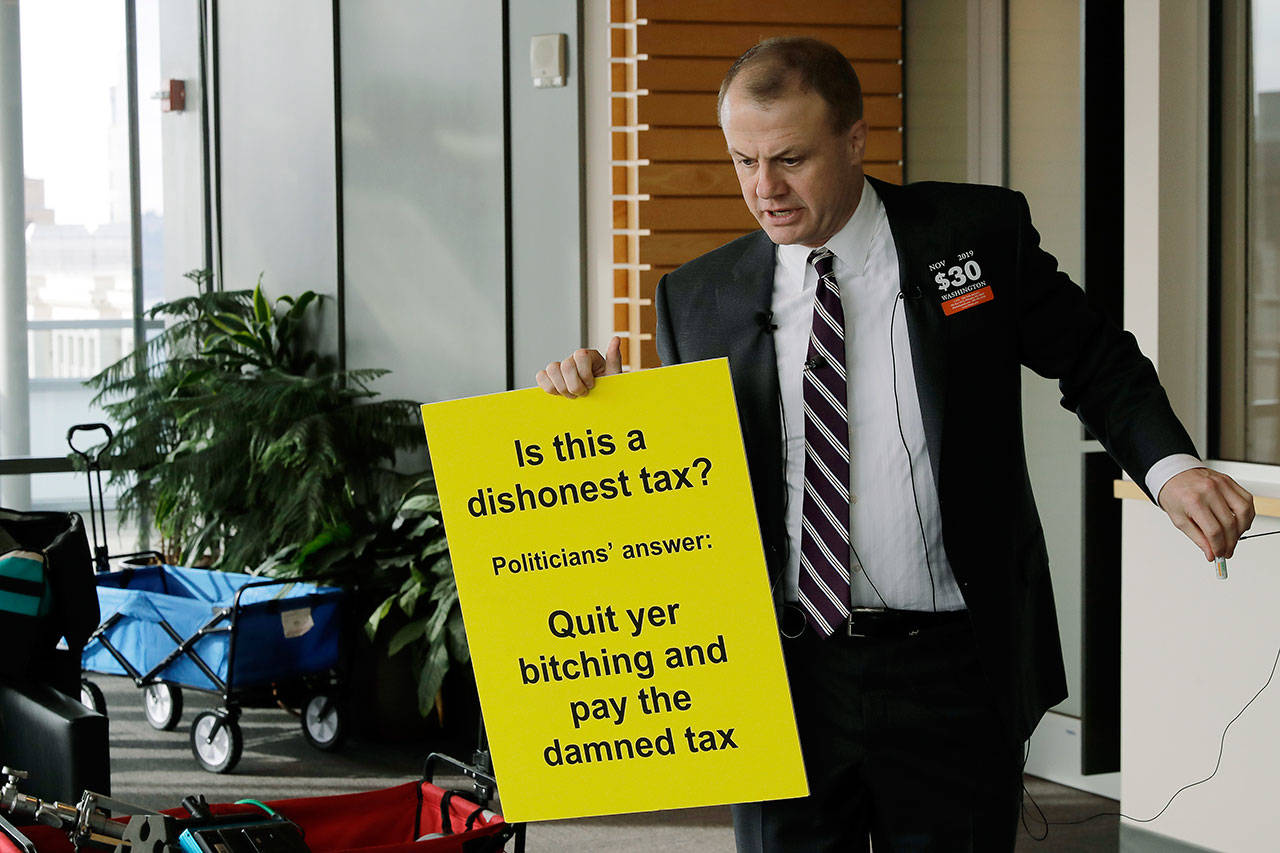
[
  {"x1": 904, "y1": 0, "x2": 969, "y2": 183},
  {"x1": 157, "y1": 0, "x2": 205, "y2": 301},
  {"x1": 340, "y1": 1, "x2": 587, "y2": 404},
  {"x1": 216, "y1": 0, "x2": 338, "y2": 347},
  {"x1": 1124, "y1": 0, "x2": 1209, "y2": 438},
  {"x1": 1009, "y1": 0, "x2": 1087, "y2": 723},
  {"x1": 338, "y1": 0, "x2": 506, "y2": 405},
  {"x1": 509, "y1": 1, "x2": 586, "y2": 386}
]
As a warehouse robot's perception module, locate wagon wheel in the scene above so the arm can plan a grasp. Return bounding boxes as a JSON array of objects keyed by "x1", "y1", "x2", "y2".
[
  {"x1": 190, "y1": 709, "x2": 242, "y2": 773},
  {"x1": 300, "y1": 692, "x2": 346, "y2": 752},
  {"x1": 80, "y1": 679, "x2": 107, "y2": 715},
  {"x1": 142, "y1": 683, "x2": 183, "y2": 731}
]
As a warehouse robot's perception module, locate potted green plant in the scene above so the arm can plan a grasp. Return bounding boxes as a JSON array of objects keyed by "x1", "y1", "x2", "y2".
[
  {"x1": 85, "y1": 271, "x2": 424, "y2": 570},
  {"x1": 84, "y1": 273, "x2": 471, "y2": 728}
]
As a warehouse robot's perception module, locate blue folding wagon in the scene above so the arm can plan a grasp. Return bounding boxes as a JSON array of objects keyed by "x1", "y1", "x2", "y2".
[{"x1": 80, "y1": 564, "x2": 345, "y2": 773}]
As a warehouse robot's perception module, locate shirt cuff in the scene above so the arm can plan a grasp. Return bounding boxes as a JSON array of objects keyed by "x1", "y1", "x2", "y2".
[{"x1": 1144, "y1": 454, "x2": 1205, "y2": 504}]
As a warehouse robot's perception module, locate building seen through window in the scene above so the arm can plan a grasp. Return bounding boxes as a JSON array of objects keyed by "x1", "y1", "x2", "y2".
[{"x1": 3, "y1": 0, "x2": 171, "y2": 554}]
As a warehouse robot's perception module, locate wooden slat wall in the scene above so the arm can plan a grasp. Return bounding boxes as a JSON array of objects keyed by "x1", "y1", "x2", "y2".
[{"x1": 610, "y1": 0, "x2": 904, "y2": 368}]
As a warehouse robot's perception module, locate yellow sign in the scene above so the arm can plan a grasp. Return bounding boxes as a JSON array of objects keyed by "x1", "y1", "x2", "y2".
[{"x1": 420, "y1": 359, "x2": 807, "y2": 822}]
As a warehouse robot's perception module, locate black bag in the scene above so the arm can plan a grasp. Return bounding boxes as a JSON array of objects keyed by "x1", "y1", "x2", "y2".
[
  {"x1": 0, "y1": 677, "x2": 110, "y2": 802},
  {"x1": 0, "y1": 510, "x2": 99, "y2": 685}
]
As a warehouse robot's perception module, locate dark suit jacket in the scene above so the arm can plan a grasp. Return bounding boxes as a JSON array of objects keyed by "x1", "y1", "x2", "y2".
[{"x1": 653, "y1": 177, "x2": 1197, "y2": 741}]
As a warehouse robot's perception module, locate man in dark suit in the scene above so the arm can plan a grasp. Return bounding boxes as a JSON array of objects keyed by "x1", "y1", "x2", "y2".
[{"x1": 538, "y1": 37, "x2": 1255, "y2": 852}]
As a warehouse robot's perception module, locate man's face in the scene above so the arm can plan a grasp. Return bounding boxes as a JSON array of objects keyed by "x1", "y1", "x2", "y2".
[{"x1": 721, "y1": 83, "x2": 867, "y2": 248}]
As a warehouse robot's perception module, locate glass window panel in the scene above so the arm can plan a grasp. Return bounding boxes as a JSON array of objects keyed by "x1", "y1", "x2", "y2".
[
  {"x1": 20, "y1": 0, "x2": 131, "y2": 504},
  {"x1": 1, "y1": 471, "x2": 144, "y2": 557},
  {"x1": 8, "y1": 2, "x2": 199, "y2": 517}
]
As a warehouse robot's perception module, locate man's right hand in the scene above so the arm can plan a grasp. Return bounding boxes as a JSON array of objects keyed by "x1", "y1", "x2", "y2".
[{"x1": 536, "y1": 336, "x2": 623, "y2": 397}]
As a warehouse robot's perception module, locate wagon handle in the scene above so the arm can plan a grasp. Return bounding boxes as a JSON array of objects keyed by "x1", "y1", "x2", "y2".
[
  {"x1": 67, "y1": 423, "x2": 115, "y2": 573},
  {"x1": 420, "y1": 753, "x2": 523, "y2": 852},
  {"x1": 422, "y1": 752, "x2": 499, "y2": 796},
  {"x1": 67, "y1": 423, "x2": 114, "y2": 462}
]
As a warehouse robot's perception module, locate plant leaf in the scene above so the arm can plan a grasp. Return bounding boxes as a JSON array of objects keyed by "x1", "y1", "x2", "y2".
[
  {"x1": 366, "y1": 596, "x2": 395, "y2": 640},
  {"x1": 398, "y1": 579, "x2": 424, "y2": 615},
  {"x1": 387, "y1": 618, "x2": 428, "y2": 657},
  {"x1": 445, "y1": 609, "x2": 470, "y2": 663},
  {"x1": 416, "y1": 640, "x2": 450, "y2": 718},
  {"x1": 424, "y1": 587, "x2": 458, "y2": 641},
  {"x1": 405, "y1": 515, "x2": 441, "y2": 540},
  {"x1": 298, "y1": 522, "x2": 353, "y2": 560},
  {"x1": 419, "y1": 538, "x2": 450, "y2": 560},
  {"x1": 208, "y1": 312, "x2": 251, "y2": 336},
  {"x1": 400, "y1": 494, "x2": 441, "y2": 514},
  {"x1": 253, "y1": 282, "x2": 271, "y2": 325}
]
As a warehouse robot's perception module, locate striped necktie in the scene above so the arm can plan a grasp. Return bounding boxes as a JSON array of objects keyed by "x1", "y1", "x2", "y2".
[{"x1": 797, "y1": 247, "x2": 852, "y2": 636}]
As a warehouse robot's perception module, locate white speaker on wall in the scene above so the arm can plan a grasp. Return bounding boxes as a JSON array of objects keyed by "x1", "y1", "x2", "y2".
[{"x1": 530, "y1": 33, "x2": 567, "y2": 88}]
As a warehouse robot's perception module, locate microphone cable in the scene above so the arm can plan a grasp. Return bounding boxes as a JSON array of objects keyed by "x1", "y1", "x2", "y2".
[{"x1": 889, "y1": 290, "x2": 938, "y2": 611}]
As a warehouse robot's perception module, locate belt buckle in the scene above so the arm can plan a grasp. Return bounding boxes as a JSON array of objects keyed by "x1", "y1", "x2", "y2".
[{"x1": 845, "y1": 607, "x2": 888, "y2": 638}]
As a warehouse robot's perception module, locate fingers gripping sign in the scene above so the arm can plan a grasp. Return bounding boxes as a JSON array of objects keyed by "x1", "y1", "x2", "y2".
[
  {"x1": 1157, "y1": 467, "x2": 1256, "y2": 561},
  {"x1": 537, "y1": 336, "x2": 624, "y2": 398}
]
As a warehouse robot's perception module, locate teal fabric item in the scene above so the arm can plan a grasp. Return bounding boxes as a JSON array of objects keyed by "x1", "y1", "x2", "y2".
[{"x1": 0, "y1": 549, "x2": 50, "y2": 617}]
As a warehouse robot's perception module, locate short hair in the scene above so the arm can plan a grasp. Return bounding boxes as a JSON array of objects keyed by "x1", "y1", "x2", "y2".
[{"x1": 717, "y1": 37, "x2": 863, "y2": 133}]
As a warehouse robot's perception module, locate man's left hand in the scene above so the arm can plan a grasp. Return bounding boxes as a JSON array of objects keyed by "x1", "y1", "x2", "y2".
[{"x1": 1157, "y1": 468, "x2": 1255, "y2": 561}]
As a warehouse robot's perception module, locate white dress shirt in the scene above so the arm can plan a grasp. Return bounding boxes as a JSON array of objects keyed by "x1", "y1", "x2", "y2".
[
  {"x1": 773, "y1": 181, "x2": 964, "y2": 611},
  {"x1": 770, "y1": 179, "x2": 1201, "y2": 612}
]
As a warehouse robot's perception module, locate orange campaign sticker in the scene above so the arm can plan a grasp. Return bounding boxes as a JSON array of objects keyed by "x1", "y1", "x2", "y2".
[
  {"x1": 940, "y1": 285, "x2": 994, "y2": 316},
  {"x1": 932, "y1": 251, "x2": 994, "y2": 316}
]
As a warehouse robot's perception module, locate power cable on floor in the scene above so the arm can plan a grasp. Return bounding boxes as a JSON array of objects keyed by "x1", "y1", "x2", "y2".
[{"x1": 1021, "y1": 642, "x2": 1280, "y2": 842}]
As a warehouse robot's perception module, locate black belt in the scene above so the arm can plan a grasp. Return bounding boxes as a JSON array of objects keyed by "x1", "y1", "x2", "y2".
[
  {"x1": 781, "y1": 604, "x2": 968, "y2": 639},
  {"x1": 843, "y1": 607, "x2": 968, "y2": 638}
]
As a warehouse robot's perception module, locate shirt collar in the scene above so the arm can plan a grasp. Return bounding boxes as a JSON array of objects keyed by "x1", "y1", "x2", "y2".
[{"x1": 775, "y1": 177, "x2": 881, "y2": 282}]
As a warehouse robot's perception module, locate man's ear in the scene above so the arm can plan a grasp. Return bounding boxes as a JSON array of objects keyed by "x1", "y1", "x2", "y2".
[{"x1": 847, "y1": 118, "x2": 868, "y2": 165}]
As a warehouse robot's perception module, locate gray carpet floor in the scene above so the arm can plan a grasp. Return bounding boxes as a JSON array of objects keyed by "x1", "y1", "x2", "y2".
[{"x1": 87, "y1": 674, "x2": 1117, "y2": 851}]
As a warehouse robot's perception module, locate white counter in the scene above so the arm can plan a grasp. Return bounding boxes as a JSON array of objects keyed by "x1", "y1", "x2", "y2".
[{"x1": 1118, "y1": 469, "x2": 1280, "y2": 851}]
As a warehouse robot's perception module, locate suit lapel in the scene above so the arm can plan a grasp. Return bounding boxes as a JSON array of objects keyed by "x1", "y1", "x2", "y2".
[
  {"x1": 719, "y1": 231, "x2": 786, "y2": 581},
  {"x1": 870, "y1": 176, "x2": 948, "y2": 489},
  {"x1": 718, "y1": 231, "x2": 780, "y2": 464}
]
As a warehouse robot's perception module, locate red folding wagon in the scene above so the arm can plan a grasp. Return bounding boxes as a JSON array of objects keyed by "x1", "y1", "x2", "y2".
[{"x1": 0, "y1": 754, "x2": 523, "y2": 853}]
